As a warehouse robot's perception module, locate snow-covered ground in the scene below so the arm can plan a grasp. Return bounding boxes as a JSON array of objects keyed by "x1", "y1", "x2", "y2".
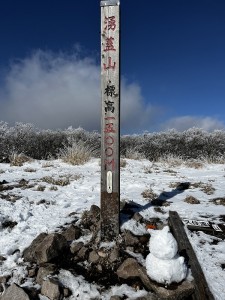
[{"x1": 0, "y1": 158, "x2": 225, "y2": 299}]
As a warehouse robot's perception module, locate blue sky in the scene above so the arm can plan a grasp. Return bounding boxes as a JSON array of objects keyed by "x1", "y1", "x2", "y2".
[{"x1": 0, "y1": 0, "x2": 224, "y2": 133}]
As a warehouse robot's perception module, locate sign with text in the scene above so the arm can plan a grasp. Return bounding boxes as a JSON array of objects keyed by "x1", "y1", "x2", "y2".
[
  {"x1": 100, "y1": 0, "x2": 120, "y2": 240},
  {"x1": 183, "y1": 218, "x2": 225, "y2": 238}
]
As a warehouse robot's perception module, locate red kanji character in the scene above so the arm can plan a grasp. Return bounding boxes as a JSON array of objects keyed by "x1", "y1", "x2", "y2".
[
  {"x1": 104, "y1": 16, "x2": 116, "y2": 31},
  {"x1": 105, "y1": 147, "x2": 113, "y2": 157},
  {"x1": 105, "y1": 117, "x2": 115, "y2": 120},
  {"x1": 104, "y1": 37, "x2": 116, "y2": 52},
  {"x1": 105, "y1": 158, "x2": 115, "y2": 171},
  {"x1": 104, "y1": 123, "x2": 116, "y2": 133},
  {"x1": 105, "y1": 136, "x2": 114, "y2": 146},
  {"x1": 103, "y1": 57, "x2": 116, "y2": 70}
]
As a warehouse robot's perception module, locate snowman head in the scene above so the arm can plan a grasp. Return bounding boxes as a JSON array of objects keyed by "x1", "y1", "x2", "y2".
[{"x1": 148, "y1": 226, "x2": 178, "y2": 260}]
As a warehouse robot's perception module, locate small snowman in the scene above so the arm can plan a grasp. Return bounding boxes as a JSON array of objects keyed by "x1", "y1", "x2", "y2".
[{"x1": 146, "y1": 226, "x2": 187, "y2": 286}]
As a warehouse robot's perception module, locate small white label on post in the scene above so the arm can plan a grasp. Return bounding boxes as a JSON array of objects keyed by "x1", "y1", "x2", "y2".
[{"x1": 107, "y1": 171, "x2": 113, "y2": 193}]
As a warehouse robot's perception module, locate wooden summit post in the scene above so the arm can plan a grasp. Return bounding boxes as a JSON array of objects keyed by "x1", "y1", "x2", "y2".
[{"x1": 100, "y1": 0, "x2": 120, "y2": 240}]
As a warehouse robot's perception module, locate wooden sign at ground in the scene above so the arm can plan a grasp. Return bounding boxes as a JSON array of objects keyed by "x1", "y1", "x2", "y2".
[
  {"x1": 183, "y1": 219, "x2": 225, "y2": 238},
  {"x1": 169, "y1": 211, "x2": 215, "y2": 300}
]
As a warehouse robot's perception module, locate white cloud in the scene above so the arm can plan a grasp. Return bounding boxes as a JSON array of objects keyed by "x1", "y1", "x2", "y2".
[
  {"x1": 161, "y1": 115, "x2": 225, "y2": 132},
  {"x1": 0, "y1": 50, "x2": 158, "y2": 133},
  {"x1": 121, "y1": 79, "x2": 161, "y2": 133}
]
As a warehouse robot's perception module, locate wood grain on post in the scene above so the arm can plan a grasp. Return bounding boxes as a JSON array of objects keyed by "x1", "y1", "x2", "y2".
[{"x1": 100, "y1": 0, "x2": 120, "y2": 240}]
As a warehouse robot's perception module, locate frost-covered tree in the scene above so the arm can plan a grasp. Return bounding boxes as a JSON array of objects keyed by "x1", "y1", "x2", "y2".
[{"x1": 0, "y1": 122, "x2": 225, "y2": 162}]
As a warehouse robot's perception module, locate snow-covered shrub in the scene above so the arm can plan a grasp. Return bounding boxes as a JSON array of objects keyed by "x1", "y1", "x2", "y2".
[
  {"x1": 58, "y1": 140, "x2": 93, "y2": 165},
  {"x1": 125, "y1": 148, "x2": 145, "y2": 160},
  {"x1": 24, "y1": 168, "x2": 36, "y2": 172},
  {"x1": 1, "y1": 123, "x2": 225, "y2": 163},
  {"x1": 158, "y1": 154, "x2": 184, "y2": 167},
  {"x1": 0, "y1": 121, "x2": 9, "y2": 162},
  {"x1": 141, "y1": 188, "x2": 158, "y2": 200},
  {"x1": 33, "y1": 129, "x2": 67, "y2": 159},
  {"x1": 65, "y1": 127, "x2": 101, "y2": 158},
  {"x1": 184, "y1": 159, "x2": 204, "y2": 169},
  {"x1": 42, "y1": 162, "x2": 55, "y2": 168},
  {"x1": 184, "y1": 195, "x2": 200, "y2": 204},
  {"x1": 7, "y1": 122, "x2": 37, "y2": 157},
  {"x1": 121, "y1": 128, "x2": 225, "y2": 163},
  {"x1": 143, "y1": 165, "x2": 153, "y2": 174},
  {"x1": 9, "y1": 152, "x2": 33, "y2": 166},
  {"x1": 35, "y1": 185, "x2": 46, "y2": 191},
  {"x1": 120, "y1": 135, "x2": 140, "y2": 157},
  {"x1": 205, "y1": 130, "x2": 225, "y2": 163},
  {"x1": 41, "y1": 176, "x2": 70, "y2": 186}
]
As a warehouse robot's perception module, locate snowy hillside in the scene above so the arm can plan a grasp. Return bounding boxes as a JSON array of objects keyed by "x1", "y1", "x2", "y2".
[{"x1": 0, "y1": 158, "x2": 225, "y2": 299}]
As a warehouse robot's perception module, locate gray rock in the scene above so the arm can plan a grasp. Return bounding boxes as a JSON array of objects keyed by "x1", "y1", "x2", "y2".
[
  {"x1": 0, "y1": 275, "x2": 10, "y2": 284},
  {"x1": 70, "y1": 241, "x2": 84, "y2": 254},
  {"x1": 109, "y1": 247, "x2": 119, "y2": 263},
  {"x1": 41, "y1": 278, "x2": 61, "y2": 300},
  {"x1": 90, "y1": 205, "x2": 101, "y2": 218},
  {"x1": 1, "y1": 283, "x2": 30, "y2": 300},
  {"x1": 27, "y1": 267, "x2": 37, "y2": 278},
  {"x1": 88, "y1": 250, "x2": 99, "y2": 264},
  {"x1": 22, "y1": 287, "x2": 40, "y2": 300},
  {"x1": 36, "y1": 263, "x2": 57, "y2": 285},
  {"x1": 126, "y1": 246, "x2": 134, "y2": 252},
  {"x1": 135, "y1": 294, "x2": 159, "y2": 300},
  {"x1": 62, "y1": 225, "x2": 81, "y2": 241},
  {"x1": 81, "y1": 205, "x2": 100, "y2": 229},
  {"x1": 117, "y1": 258, "x2": 140, "y2": 279},
  {"x1": 35, "y1": 233, "x2": 68, "y2": 264},
  {"x1": 97, "y1": 250, "x2": 107, "y2": 258},
  {"x1": 0, "y1": 256, "x2": 6, "y2": 262},
  {"x1": 133, "y1": 212, "x2": 143, "y2": 222},
  {"x1": 124, "y1": 231, "x2": 139, "y2": 246},
  {"x1": 97, "y1": 264, "x2": 103, "y2": 272},
  {"x1": 110, "y1": 296, "x2": 122, "y2": 300},
  {"x1": 77, "y1": 246, "x2": 89, "y2": 259},
  {"x1": 0, "y1": 284, "x2": 3, "y2": 295},
  {"x1": 137, "y1": 263, "x2": 194, "y2": 299},
  {"x1": 63, "y1": 288, "x2": 72, "y2": 298},
  {"x1": 139, "y1": 234, "x2": 150, "y2": 245},
  {"x1": 23, "y1": 233, "x2": 47, "y2": 263},
  {"x1": 117, "y1": 258, "x2": 194, "y2": 300},
  {"x1": 147, "y1": 280, "x2": 195, "y2": 300}
]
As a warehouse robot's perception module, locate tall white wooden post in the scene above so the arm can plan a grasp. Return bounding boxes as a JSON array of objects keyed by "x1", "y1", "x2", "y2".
[{"x1": 100, "y1": 0, "x2": 120, "y2": 240}]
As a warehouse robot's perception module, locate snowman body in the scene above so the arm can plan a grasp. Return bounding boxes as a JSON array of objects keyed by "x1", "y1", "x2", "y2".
[{"x1": 146, "y1": 226, "x2": 187, "y2": 285}]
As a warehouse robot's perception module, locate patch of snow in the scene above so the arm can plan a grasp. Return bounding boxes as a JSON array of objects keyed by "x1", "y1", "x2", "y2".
[
  {"x1": 58, "y1": 270, "x2": 100, "y2": 299},
  {"x1": 125, "y1": 249, "x2": 146, "y2": 266},
  {"x1": 121, "y1": 218, "x2": 147, "y2": 235},
  {"x1": 99, "y1": 241, "x2": 116, "y2": 249},
  {"x1": 72, "y1": 233, "x2": 92, "y2": 245},
  {"x1": 102, "y1": 284, "x2": 148, "y2": 299},
  {"x1": 58, "y1": 269, "x2": 148, "y2": 299}
]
